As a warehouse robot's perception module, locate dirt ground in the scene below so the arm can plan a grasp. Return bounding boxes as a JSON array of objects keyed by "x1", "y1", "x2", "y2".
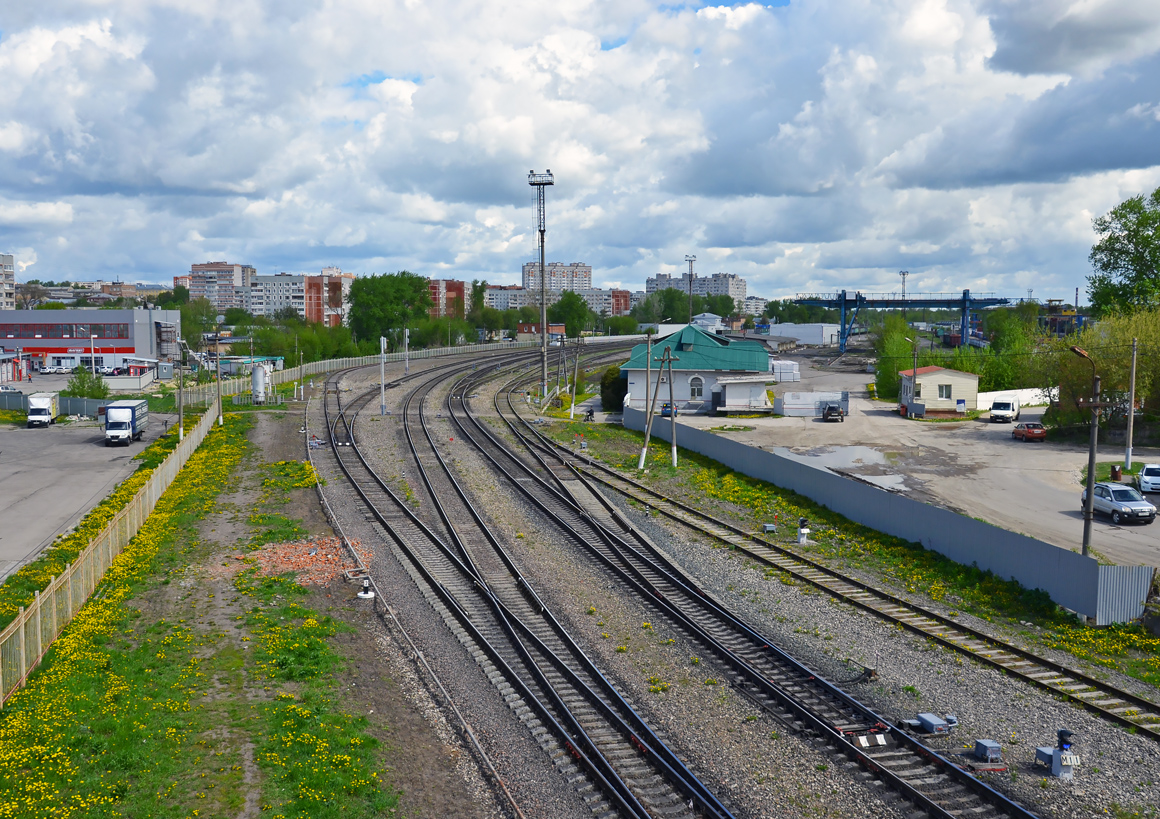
[{"x1": 132, "y1": 407, "x2": 492, "y2": 818}]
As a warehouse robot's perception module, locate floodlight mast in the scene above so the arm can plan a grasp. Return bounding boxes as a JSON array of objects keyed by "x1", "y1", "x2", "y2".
[
  {"x1": 529, "y1": 169, "x2": 555, "y2": 402},
  {"x1": 685, "y1": 255, "x2": 696, "y2": 322}
]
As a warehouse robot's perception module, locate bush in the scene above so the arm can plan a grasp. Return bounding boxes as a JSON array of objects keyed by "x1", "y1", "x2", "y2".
[
  {"x1": 62, "y1": 367, "x2": 110, "y2": 399},
  {"x1": 601, "y1": 365, "x2": 627, "y2": 411}
]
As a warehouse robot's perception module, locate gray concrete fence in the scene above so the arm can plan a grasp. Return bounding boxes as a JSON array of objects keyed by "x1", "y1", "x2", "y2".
[{"x1": 623, "y1": 407, "x2": 1155, "y2": 625}]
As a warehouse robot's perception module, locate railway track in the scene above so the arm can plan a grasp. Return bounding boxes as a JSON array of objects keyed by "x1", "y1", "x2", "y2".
[
  {"x1": 501, "y1": 386, "x2": 1160, "y2": 743},
  {"x1": 322, "y1": 352, "x2": 734, "y2": 818},
  {"x1": 437, "y1": 364, "x2": 1041, "y2": 819}
]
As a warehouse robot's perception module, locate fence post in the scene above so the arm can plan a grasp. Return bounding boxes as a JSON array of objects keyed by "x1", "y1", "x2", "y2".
[
  {"x1": 49, "y1": 576, "x2": 57, "y2": 640},
  {"x1": 32, "y1": 591, "x2": 41, "y2": 671},
  {"x1": 17, "y1": 607, "x2": 26, "y2": 688}
]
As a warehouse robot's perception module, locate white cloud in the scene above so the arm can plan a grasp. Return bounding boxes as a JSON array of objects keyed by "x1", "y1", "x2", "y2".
[{"x1": 0, "y1": 0, "x2": 1156, "y2": 302}]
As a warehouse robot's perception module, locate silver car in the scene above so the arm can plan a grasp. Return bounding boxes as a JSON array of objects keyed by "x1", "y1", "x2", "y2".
[
  {"x1": 1081, "y1": 482, "x2": 1157, "y2": 525},
  {"x1": 1136, "y1": 464, "x2": 1160, "y2": 494}
]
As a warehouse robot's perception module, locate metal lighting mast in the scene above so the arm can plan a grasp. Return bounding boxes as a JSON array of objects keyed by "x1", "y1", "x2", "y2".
[
  {"x1": 529, "y1": 169, "x2": 554, "y2": 401},
  {"x1": 685, "y1": 255, "x2": 696, "y2": 322},
  {"x1": 899, "y1": 270, "x2": 909, "y2": 319}
]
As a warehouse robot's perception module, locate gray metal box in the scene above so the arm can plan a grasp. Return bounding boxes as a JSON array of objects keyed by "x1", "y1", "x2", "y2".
[
  {"x1": 974, "y1": 739, "x2": 1001, "y2": 762},
  {"x1": 917, "y1": 713, "x2": 949, "y2": 733}
]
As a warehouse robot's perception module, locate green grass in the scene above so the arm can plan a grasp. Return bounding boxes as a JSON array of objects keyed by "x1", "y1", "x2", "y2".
[
  {"x1": 913, "y1": 409, "x2": 985, "y2": 423},
  {"x1": 247, "y1": 512, "x2": 308, "y2": 546},
  {"x1": 545, "y1": 420, "x2": 1160, "y2": 689},
  {"x1": 1082, "y1": 461, "x2": 1144, "y2": 484},
  {"x1": 0, "y1": 408, "x2": 26, "y2": 425}
]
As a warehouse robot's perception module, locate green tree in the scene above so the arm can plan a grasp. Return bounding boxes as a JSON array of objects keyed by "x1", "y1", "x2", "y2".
[
  {"x1": 605, "y1": 315, "x2": 639, "y2": 335},
  {"x1": 703, "y1": 294, "x2": 737, "y2": 318},
  {"x1": 548, "y1": 291, "x2": 594, "y2": 338},
  {"x1": 347, "y1": 271, "x2": 433, "y2": 350},
  {"x1": 1088, "y1": 185, "x2": 1160, "y2": 314},
  {"x1": 600, "y1": 365, "x2": 628, "y2": 411},
  {"x1": 180, "y1": 298, "x2": 218, "y2": 350},
  {"x1": 156, "y1": 285, "x2": 190, "y2": 308},
  {"x1": 63, "y1": 367, "x2": 110, "y2": 399}
]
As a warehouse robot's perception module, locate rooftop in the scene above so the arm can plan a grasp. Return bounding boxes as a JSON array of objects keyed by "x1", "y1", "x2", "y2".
[{"x1": 622, "y1": 324, "x2": 768, "y2": 373}]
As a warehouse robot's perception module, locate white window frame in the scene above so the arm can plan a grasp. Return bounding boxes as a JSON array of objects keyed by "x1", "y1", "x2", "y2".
[
  {"x1": 938, "y1": 383, "x2": 952, "y2": 400},
  {"x1": 689, "y1": 375, "x2": 704, "y2": 399}
]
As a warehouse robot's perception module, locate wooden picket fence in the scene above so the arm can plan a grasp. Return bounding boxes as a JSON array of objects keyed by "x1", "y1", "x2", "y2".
[{"x1": 0, "y1": 398, "x2": 221, "y2": 707}]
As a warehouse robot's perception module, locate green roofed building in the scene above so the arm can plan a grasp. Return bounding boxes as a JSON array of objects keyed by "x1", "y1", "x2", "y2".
[{"x1": 621, "y1": 324, "x2": 773, "y2": 414}]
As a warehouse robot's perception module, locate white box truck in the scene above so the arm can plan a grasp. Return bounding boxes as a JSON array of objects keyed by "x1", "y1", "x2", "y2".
[
  {"x1": 104, "y1": 399, "x2": 150, "y2": 446},
  {"x1": 26, "y1": 393, "x2": 58, "y2": 428}
]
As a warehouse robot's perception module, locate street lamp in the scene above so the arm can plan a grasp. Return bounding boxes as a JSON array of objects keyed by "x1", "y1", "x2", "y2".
[
  {"x1": 904, "y1": 337, "x2": 919, "y2": 410},
  {"x1": 90, "y1": 334, "x2": 97, "y2": 375},
  {"x1": 1071, "y1": 345, "x2": 1099, "y2": 558}
]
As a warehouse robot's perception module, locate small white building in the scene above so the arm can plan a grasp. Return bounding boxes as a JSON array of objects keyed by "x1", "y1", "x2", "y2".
[
  {"x1": 621, "y1": 324, "x2": 772, "y2": 414},
  {"x1": 691, "y1": 312, "x2": 725, "y2": 333},
  {"x1": 899, "y1": 366, "x2": 979, "y2": 414},
  {"x1": 768, "y1": 323, "x2": 841, "y2": 346}
]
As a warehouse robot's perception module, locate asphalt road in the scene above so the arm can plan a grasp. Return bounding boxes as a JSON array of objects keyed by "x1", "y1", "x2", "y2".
[
  {"x1": 688, "y1": 348, "x2": 1160, "y2": 568},
  {"x1": 0, "y1": 413, "x2": 174, "y2": 581}
]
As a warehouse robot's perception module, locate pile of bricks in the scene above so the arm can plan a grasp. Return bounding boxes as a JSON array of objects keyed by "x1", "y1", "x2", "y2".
[{"x1": 210, "y1": 536, "x2": 373, "y2": 586}]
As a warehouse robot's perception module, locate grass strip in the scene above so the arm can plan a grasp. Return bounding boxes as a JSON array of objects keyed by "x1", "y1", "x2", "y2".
[{"x1": 546, "y1": 420, "x2": 1160, "y2": 689}]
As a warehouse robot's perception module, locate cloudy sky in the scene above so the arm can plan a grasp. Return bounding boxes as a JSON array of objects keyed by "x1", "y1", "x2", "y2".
[{"x1": 1, "y1": 0, "x2": 1159, "y2": 301}]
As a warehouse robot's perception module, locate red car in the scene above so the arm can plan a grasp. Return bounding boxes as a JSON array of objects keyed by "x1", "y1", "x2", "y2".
[{"x1": 1012, "y1": 422, "x2": 1046, "y2": 442}]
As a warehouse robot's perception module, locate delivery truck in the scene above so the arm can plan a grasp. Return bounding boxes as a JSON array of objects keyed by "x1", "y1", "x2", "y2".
[
  {"x1": 26, "y1": 393, "x2": 58, "y2": 428},
  {"x1": 104, "y1": 399, "x2": 149, "y2": 446}
]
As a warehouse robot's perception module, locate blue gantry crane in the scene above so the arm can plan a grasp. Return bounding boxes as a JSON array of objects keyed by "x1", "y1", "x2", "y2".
[{"x1": 793, "y1": 289, "x2": 1011, "y2": 353}]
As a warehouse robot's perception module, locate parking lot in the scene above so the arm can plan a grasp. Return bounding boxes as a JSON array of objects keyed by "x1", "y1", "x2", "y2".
[
  {"x1": 687, "y1": 350, "x2": 1160, "y2": 568},
  {"x1": 0, "y1": 411, "x2": 174, "y2": 581}
]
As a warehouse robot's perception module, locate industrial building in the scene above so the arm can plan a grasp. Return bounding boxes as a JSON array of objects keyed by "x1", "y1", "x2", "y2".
[
  {"x1": 621, "y1": 325, "x2": 771, "y2": 414},
  {"x1": 766, "y1": 323, "x2": 841, "y2": 346},
  {"x1": 0, "y1": 308, "x2": 181, "y2": 372}
]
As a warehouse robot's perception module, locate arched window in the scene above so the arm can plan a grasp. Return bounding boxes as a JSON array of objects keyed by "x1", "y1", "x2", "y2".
[{"x1": 689, "y1": 376, "x2": 704, "y2": 399}]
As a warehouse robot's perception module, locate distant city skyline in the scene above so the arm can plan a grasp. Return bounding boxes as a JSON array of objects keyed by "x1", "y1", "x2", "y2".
[{"x1": 2, "y1": 2, "x2": 1159, "y2": 302}]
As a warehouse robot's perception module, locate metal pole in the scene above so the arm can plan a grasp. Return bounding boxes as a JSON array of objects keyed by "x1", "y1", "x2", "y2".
[
  {"x1": 569, "y1": 336, "x2": 581, "y2": 420},
  {"x1": 1125, "y1": 337, "x2": 1137, "y2": 471},
  {"x1": 380, "y1": 336, "x2": 386, "y2": 416},
  {"x1": 644, "y1": 330, "x2": 651, "y2": 419},
  {"x1": 637, "y1": 346, "x2": 668, "y2": 470},
  {"x1": 90, "y1": 335, "x2": 96, "y2": 375},
  {"x1": 177, "y1": 348, "x2": 183, "y2": 442},
  {"x1": 540, "y1": 216, "x2": 548, "y2": 400},
  {"x1": 404, "y1": 327, "x2": 409, "y2": 375},
  {"x1": 215, "y1": 330, "x2": 223, "y2": 426},
  {"x1": 667, "y1": 354, "x2": 677, "y2": 467},
  {"x1": 1082, "y1": 372, "x2": 1100, "y2": 558}
]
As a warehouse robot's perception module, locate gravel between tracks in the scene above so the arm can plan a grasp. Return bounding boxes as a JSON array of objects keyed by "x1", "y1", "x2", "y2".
[{"x1": 313, "y1": 360, "x2": 592, "y2": 819}]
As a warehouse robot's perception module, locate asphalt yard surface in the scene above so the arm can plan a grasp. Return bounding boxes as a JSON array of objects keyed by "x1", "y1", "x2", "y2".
[
  {"x1": 690, "y1": 348, "x2": 1160, "y2": 568},
  {"x1": 0, "y1": 413, "x2": 175, "y2": 581}
]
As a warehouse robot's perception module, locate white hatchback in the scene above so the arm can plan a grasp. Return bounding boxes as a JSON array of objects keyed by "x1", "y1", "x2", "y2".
[{"x1": 1137, "y1": 464, "x2": 1160, "y2": 494}]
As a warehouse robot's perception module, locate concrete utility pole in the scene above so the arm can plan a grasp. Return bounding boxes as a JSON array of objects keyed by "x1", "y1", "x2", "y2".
[
  {"x1": 404, "y1": 327, "x2": 410, "y2": 375},
  {"x1": 1072, "y1": 346, "x2": 1100, "y2": 558},
  {"x1": 1126, "y1": 337, "x2": 1138, "y2": 471},
  {"x1": 529, "y1": 170, "x2": 555, "y2": 401},
  {"x1": 569, "y1": 336, "x2": 582, "y2": 420},
  {"x1": 380, "y1": 336, "x2": 387, "y2": 416},
  {"x1": 215, "y1": 314, "x2": 224, "y2": 426},
  {"x1": 638, "y1": 345, "x2": 679, "y2": 469},
  {"x1": 177, "y1": 341, "x2": 184, "y2": 442},
  {"x1": 667, "y1": 351, "x2": 678, "y2": 467}
]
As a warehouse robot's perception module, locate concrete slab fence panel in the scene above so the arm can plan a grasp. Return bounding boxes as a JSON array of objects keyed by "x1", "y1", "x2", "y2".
[{"x1": 624, "y1": 408, "x2": 1149, "y2": 622}]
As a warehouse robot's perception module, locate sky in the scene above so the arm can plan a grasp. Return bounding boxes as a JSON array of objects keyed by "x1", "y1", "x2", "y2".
[{"x1": 1, "y1": 1, "x2": 1159, "y2": 301}]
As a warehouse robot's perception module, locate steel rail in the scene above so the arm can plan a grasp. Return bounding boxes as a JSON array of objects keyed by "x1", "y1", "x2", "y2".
[
  {"x1": 509, "y1": 396, "x2": 1160, "y2": 741},
  {"x1": 406, "y1": 366, "x2": 732, "y2": 818},
  {"x1": 442, "y1": 364, "x2": 1041, "y2": 819},
  {"x1": 324, "y1": 364, "x2": 653, "y2": 819}
]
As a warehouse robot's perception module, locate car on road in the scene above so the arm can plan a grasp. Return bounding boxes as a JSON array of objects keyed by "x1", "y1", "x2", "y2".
[
  {"x1": 1136, "y1": 464, "x2": 1160, "y2": 494},
  {"x1": 1081, "y1": 482, "x2": 1157, "y2": 525},
  {"x1": 1011, "y1": 422, "x2": 1046, "y2": 442},
  {"x1": 989, "y1": 398, "x2": 1020, "y2": 423},
  {"x1": 821, "y1": 403, "x2": 845, "y2": 422},
  {"x1": 660, "y1": 402, "x2": 677, "y2": 418},
  {"x1": 0, "y1": 384, "x2": 21, "y2": 393}
]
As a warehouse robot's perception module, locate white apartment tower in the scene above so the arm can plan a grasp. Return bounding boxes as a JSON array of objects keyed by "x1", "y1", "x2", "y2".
[
  {"x1": 646, "y1": 271, "x2": 746, "y2": 305},
  {"x1": 0, "y1": 254, "x2": 14, "y2": 310},
  {"x1": 522, "y1": 262, "x2": 592, "y2": 292}
]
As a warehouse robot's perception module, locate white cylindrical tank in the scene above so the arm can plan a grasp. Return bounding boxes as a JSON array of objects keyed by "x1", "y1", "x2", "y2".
[{"x1": 252, "y1": 363, "x2": 267, "y2": 404}]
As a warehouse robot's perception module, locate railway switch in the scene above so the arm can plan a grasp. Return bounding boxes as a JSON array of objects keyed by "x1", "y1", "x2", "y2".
[{"x1": 762, "y1": 523, "x2": 778, "y2": 534}]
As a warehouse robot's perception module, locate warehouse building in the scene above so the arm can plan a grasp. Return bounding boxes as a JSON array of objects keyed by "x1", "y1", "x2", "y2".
[{"x1": 0, "y1": 308, "x2": 181, "y2": 372}]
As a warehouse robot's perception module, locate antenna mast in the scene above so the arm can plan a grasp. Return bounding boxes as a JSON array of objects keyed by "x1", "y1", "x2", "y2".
[{"x1": 528, "y1": 169, "x2": 555, "y2": 402}]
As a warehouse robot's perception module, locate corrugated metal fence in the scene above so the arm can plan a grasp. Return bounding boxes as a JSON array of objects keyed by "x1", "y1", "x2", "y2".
[
  {"x1": 0, "y1": 398, "x2": 221, "y2": 707},
  {"x1": 0, "y1": 393, "x2": 113, "y2": 417},
  {"x1": 623, "y1": 408, "x2": 1156, "y2": 624}
]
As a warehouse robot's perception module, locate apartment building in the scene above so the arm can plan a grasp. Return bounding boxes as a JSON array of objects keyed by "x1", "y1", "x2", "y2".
[
  {"x1": 577, "y1": 288, "x2": 631, "y2": 316},
  {"x1": 428, "y1": 279, "x2": 466, "y2": 319},
  {"x1": 248, "y1": 273, "x2": 305, "y2": 318},
  {"x1": 521, "y1": 262, "x2": 592, "y2": 292},
  {"x1": 305, "y1": 267, "x2": 354, "y2": 326},
  {"x1": 187, "y1": 262, "x2": 256, "y2": 312},
  {"x1": 742, "y1": 295, "x2": 768, "y2": 316},
  {"x1": 0, "y1": 254, "x2": 14, "y2": 310},
  {"x1": 646, "y1": 271, "x2": 746, "y2": 305},
  {"x1": 484, "y1": 285, "x2": 560, "y2": 311}
]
